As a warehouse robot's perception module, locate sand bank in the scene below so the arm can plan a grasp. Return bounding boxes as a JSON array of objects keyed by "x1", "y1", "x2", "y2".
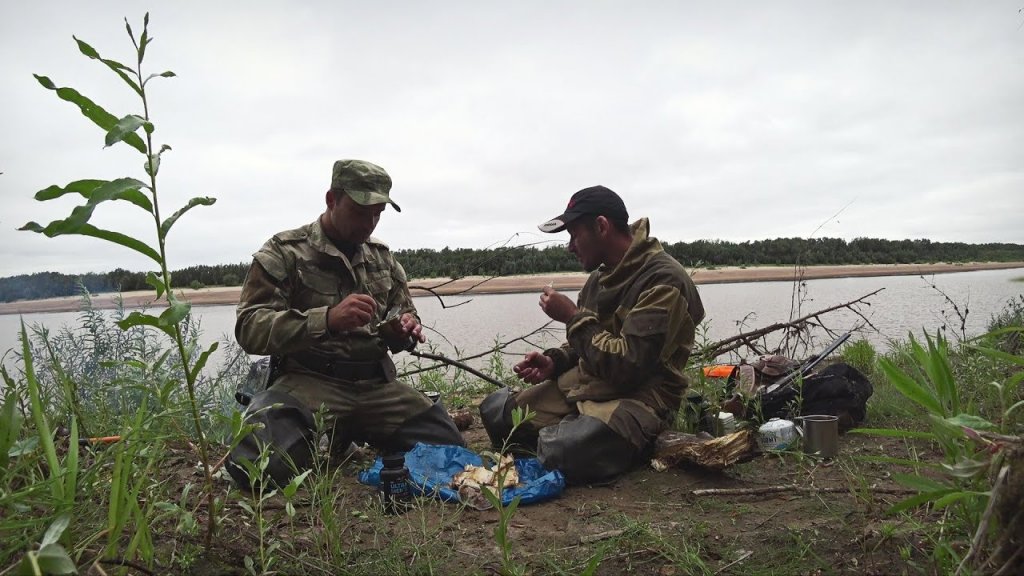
[{"x1": 2, "y1": 261, "x2": 1021, "y2": 316}]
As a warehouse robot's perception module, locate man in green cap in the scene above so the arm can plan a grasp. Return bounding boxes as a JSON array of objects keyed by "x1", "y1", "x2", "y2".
[{"x1": 228, "y1": 159, "x2": 465, "y2": 489}]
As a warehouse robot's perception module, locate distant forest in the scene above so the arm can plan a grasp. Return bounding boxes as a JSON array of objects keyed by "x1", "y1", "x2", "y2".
[{"x1": 2, "y1": 237, "x2": 1023, "y2": 303}]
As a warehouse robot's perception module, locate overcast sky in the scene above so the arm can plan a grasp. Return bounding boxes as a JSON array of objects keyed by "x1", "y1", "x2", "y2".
[{"x1": 1, "y1": 1, "x2": 1022, "y2": 277}]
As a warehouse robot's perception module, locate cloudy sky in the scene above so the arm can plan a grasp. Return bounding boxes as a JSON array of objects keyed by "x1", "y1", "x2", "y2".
[{"x1": 1, "y1": 1, "x2": 1021, "y2": 277}]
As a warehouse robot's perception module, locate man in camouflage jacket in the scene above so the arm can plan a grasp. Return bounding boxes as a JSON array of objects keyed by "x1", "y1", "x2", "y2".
[
  {"x1": 228, "y1": 159, "x2": 464, "y2": 489},
  {"x1": 480, "y1": 186, "x2": 705, "y2": 485}
]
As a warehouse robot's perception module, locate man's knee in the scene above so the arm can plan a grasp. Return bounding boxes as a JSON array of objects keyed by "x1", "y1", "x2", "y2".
[
  {"x1": 381, "y1": 399, "x2": 466, "y2": 453},
  {"x1": 226, "y1": 389, "x2": 317, "y2": 491},
  {"x1": 536, "y1": 414, "x2": 643, "y2": 486}
]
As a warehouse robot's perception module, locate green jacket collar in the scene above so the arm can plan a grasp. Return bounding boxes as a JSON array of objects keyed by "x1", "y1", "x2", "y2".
[{"x1": 599, "y1": 217, "x2": 663, "y2": 287}]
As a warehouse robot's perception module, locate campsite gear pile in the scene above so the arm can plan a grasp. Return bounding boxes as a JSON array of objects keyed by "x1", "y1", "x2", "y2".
[{"x1": 653, "y1": 333, "x2": 872, "y2": 470}]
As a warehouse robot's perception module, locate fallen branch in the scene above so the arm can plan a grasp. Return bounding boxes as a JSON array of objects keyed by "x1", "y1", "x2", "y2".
[
  {"x1": 408, "y1": 350, "x2": 507, "y2": 388},
  {"x1": 399, "y1": 322, "x2": 556, "y2": 379},
  {"x1": 691, "y1": 484, "x2": 916, "y2": 497},
  {"x1": 698, "y1": 288, "x2": 884, "y2": 360}
]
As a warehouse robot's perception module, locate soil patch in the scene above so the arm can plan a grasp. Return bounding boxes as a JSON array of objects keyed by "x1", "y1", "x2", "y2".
[{"x1": 148, "y1": 417, "x2": 945, "y2": 575}]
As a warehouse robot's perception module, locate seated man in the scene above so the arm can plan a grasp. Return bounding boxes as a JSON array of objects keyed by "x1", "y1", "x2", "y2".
[
  {"x1": 228, "y1": 159, "x2": 465, "y2": 489},
  {"x1": 479, "y1": 186, "x2": 705, "y2": 485}
]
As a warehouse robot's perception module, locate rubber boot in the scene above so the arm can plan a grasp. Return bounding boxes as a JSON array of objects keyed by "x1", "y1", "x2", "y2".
[
  {"x1": 478, "y1": 388, "x2": 538, "y2": 453},
  {"x1": 379, "y1": 400, "x2": 466, "y2": 453},
  {"x1": 226, "y1": 389, "x2": 317, "y2": 491},
  {"x1": 536, "y1": 414, "x2": 641, "y2": 486}
]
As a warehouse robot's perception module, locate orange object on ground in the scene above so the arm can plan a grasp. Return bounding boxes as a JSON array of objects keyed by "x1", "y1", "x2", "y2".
[{"x1": 702, "y1": 365, "x2": 736, "y2": 379}]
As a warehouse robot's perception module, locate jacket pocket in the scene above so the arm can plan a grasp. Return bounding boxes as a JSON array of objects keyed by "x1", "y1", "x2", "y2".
[{"x1": 297, "y1": 268, "x2": 339, "y2": 308}]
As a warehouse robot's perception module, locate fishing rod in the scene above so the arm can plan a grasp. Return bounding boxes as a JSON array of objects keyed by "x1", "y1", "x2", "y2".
[{"x1": 759, "y1": 331, "x2": 853, "y2": 397}]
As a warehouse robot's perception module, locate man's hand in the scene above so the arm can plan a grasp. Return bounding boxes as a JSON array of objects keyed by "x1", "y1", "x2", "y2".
[
  {"x1": 539, "y1": 286, "x2": 577, "y2": 323},
  {"x1": 513, "y1": 351, "x2": 555, "y2": 384},
  {"x1": 327, "y1": 294, "x2": 378, "y2": 333},
  {"x1": 394, "y1": 312, "x2": 426, "y2": 345}
]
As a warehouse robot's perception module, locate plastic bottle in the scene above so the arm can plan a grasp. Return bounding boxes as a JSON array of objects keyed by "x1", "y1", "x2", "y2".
[{"x1": 379, "y1": 453, "x2": 413, "y2": 515}]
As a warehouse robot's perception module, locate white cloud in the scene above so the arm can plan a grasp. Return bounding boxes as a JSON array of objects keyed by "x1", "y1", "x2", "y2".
[{"x1": 1, "y1": 0, "x2": 1022, "y2": 277}]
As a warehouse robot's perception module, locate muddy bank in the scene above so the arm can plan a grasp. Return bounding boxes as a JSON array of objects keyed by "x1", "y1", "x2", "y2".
[{"x1": 1, "y1": 261, "x2": 1021, "y2": 315}]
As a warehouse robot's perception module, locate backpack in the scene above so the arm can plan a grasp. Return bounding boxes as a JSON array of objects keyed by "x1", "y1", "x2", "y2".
[{"x1": 752, "y1": 363, "x2": 873, "y2": 431}]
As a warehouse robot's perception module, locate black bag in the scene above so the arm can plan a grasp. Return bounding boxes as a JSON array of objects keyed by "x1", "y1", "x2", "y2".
[{"x1": 758, "y1": 363, "x2": 873, "y2": 431}]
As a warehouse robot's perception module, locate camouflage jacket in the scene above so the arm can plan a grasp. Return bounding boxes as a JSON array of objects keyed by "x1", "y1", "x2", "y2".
[
  {"x1": 235, "y1": 218, "x2": 418, "y2": 363},
  {"x1": 544, "y1": 218, "x2": 705, "y2": 415}
]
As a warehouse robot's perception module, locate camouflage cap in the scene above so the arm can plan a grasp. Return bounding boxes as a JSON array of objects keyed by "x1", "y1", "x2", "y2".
[{"x1": 330, "y1": 159, "x2": 401, "y2": 212}]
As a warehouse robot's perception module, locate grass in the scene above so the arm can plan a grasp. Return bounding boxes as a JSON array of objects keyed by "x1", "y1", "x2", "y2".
[{"x1": 1, "y1": 293, "x2": 1022, "y2": 574}]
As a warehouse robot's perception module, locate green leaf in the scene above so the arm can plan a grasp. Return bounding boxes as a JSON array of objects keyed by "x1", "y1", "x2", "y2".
[
  {"x1": 34, "y1": 178, "x2": 152, "y2": 212},
  {"x1": 878, "y1": 356, "x2": 944, "y2": 416},
  {"x1": 145, "y1": 272, "x2": 166, "y2": 299},
  {"x1": 892, "y1": 473, "x2": 946, "y2": 493},
  {"x1": 73, "y1": 36, "x2": 99, "y2": 58},
  {"x1": 160, "y1": 300, "x2": 191, "y2": 328},
  {"x1": 105, "y1": 115, "x2": 147, "y2": 148},
  {"x1": 20, "y1": 221, "x2": 161, "y2": 264},
  {"x1": 944, "y1": 414, "x2": 995, "y2": 431},
  {"x1": 143, "y1": 70, "x2": 177, "y2": 85},
  {"x1": 941, "y1": 458, "x2": 989, "y2": 479},
  {"x1": 932, "y1": 490, "x2": 986, "y2": 510},
  {"x1": 145, "y1": 153, "x2": 160, "y2": 177},
  {"x1": 1007, "y1": 399, "x2": 1024, "y2": 417},
  {"x1": 73, "y1": 36, "x2": 142, "y2": 96},
  {"x1": 971, "y1": 345, "x2": 1024, "y2": 367},
  {"x1": 20, "y1": 543, "x2": 77, "y2": 576},
  {"x1": 283, "y1": 469, "x2": 312, "y2": 499},
  {"x1": 34, "y1": 74, "x2": 147, "y2": 153},
  {"x1": 117, "y1": 311, "x2": 174, "y2": 338},
  {"x1": 41, "y1": 514, "x2": 70, "y2": 548},
  {"x1": 34, "y1": 179, "x2": 105, "y2": 200},
  {"x1": 848, "y1": 427, "x2": 936, "y2": 440},
  {"x1": 190, "y1": 341, "x2": 219, "y2": 383},
  {"x1": 160, "y1": 197, "x2": 216, "y2": 239},
  {"x1": 888, "y1": 488, "x2": 957, "y2": 514},
  {"x1": 124, "y1": 18, "x2": 137, "y2": 46}
]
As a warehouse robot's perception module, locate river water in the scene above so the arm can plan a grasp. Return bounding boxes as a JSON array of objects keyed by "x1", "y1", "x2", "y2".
[{"x1": 2, "y1": 268, "x2": 1021, "y2": 372}]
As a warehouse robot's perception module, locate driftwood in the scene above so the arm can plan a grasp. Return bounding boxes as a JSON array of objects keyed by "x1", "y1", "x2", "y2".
[
  {"x1": 691, "y1": 485, "x2": 917, "y2": 497},
  {"x1": 651, "y1": 429, "x2": 757, "y2": 471},
  {"x1": 697, "y1": 288, "x2": 884, "y2": 360}
]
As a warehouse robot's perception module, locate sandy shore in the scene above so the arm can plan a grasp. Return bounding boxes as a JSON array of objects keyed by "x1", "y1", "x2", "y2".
[{"x1": 2, "y1": 261, "x2": 1021, "y2": 316}]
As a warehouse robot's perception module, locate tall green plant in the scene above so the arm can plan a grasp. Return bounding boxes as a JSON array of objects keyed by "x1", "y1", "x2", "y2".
[
  {"x1": 20, "y1": 14, "x2": 220, "y2": 548},
  {"x1": 853, "y1": 331, "x2": 1013, "y2": 569}
]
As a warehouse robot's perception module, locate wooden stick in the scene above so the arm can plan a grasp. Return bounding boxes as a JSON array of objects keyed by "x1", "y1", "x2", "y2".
[
  {"x1": 698, "y1": 288, "x2": 885, "y2": 359},
  {"x1": 691, "y1": 484, "x2": 916, "y2": 497}
]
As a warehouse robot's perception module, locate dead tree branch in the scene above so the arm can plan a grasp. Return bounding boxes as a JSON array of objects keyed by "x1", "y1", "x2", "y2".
[
  {"x1": 691, "y1": 484, "x2": 916, "y2": 497},
  {"x1": 398, "y1": 322, "x2": 557, "y2": 379},
  {"x1": 698, "y1": 288, "x2": 885, "y2": 360}
]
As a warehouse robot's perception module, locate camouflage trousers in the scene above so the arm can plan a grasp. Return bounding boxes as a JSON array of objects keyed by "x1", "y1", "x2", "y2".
[
  {"x1": 227, "y1": 370, "x2": 464, "y2": 490},
  {"x1": 479, "y1": 378, "x2": 668, "y2": 485}
]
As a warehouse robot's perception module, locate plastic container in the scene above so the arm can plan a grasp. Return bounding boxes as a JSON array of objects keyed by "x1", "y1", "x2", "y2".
[
  {"x1": 714, "y1": 412, "x2": 737, "y2": 436},
  {"x1": 379, "y1": 453, "x2": 414, "y2": 515},
  {"x1": 757, "y1": 418, "x2": 798, "y2": 451}
]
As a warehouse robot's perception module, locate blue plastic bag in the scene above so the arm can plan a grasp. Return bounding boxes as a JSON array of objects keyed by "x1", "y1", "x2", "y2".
[{"x1": 358, "y1": 442, "x2": 565, "y2": 506}]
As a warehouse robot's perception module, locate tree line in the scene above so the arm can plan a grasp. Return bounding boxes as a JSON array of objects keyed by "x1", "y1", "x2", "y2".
[{"x1": 2, "y1": 237, "x2": 1022, "y2": 303}]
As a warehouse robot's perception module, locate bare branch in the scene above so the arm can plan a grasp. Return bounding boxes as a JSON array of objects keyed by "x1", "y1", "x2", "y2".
[{"x1": 698, "y1": 288, "x2": 884, "y2": 360}]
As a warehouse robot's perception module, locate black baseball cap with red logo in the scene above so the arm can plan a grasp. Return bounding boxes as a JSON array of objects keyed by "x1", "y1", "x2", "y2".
[{"x1": 538, "y1": 185, "x2": 629, "y2": 233}]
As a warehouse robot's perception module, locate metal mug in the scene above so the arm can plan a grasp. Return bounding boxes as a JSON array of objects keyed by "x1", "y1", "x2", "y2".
[{"x1": 797, "y1": 415, "x2": 839, "y2": 458}]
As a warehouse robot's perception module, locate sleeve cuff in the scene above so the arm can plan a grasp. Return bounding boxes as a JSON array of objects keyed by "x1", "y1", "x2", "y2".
[{"x1": 308, "y1": 305, "x2": 330, "y2": 340}]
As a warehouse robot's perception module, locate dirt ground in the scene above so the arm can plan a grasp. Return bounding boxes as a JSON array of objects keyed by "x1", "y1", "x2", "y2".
[{"x1": 143, "y1": 413, "x2": 944, "y2": 576}]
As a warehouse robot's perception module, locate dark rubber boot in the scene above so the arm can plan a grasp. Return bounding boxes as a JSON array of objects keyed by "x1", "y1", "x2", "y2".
[
  {"x1": 537, "y1": 414, "x2": 641, "y2": 486},
  {"x1": 380, "y1": 400, "x2": 466, "y2": 453},
  {"x1": 226, "y1": 389, "x2": 317, "y2": 491},
  {"x1": 478, "y1": 388, "x2": 538, "y2": 453}
]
